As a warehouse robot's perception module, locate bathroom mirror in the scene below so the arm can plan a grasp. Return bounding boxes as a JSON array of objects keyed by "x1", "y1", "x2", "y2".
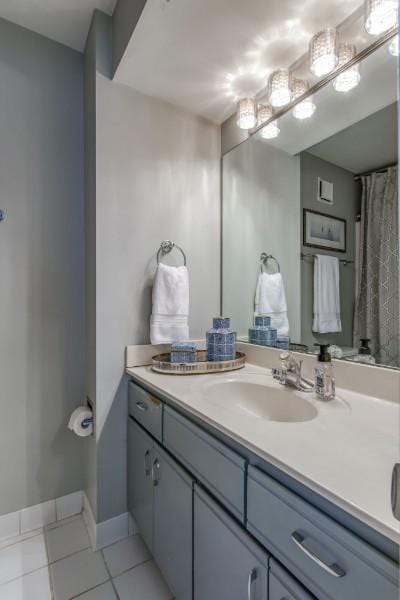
[{"x1": 222, "y1": 36, "x2": 399, "y2": 368}]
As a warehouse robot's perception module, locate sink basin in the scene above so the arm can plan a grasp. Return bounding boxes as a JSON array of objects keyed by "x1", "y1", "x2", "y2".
[{"x1": 201, "y1": 379, "x2": 318, "y2": 423}]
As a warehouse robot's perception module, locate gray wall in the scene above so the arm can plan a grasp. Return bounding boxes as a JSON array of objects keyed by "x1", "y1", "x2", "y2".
[
  {"x1": 222, "y1": 137, "x2": 301, "y2": 342},
  {"x1": 0, "y1": 18, "x2": 85, "y2": 515},
  {"x1": 85, "y1": 11, "x2": 221, "y2": 522},
  {"x1": 112, "y1": 0, "x2": 146, "y2": 75},
  {"x1": 300, "y1": 152, "x2": 360, "y2": 350}
]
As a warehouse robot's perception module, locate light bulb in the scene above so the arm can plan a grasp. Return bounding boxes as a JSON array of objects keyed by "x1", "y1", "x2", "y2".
[
  {"x1": 389, "y1": 36, "x2": 399, "y2": 56},
  {"x1": 365, "y1": 0, "x2": 398, "y2": 35},
  {"x1": 269, "y1": 69, "x2": 292, "y2": 107},
  {"x1": 236, "y1": 98, "x2": 257, "y2": 129},
  {"x1": 310, "y1": 28, "x2": 338, "y2": 77},
  {"x1": 333, "y1": 44, "x2": 361, "y2": 93},
  {"x1": 292, "y1": 78, "x2": 316, "y2": 120},
  {"x1": 257, "y1": 104, "x2": 280, "y2": 139}
]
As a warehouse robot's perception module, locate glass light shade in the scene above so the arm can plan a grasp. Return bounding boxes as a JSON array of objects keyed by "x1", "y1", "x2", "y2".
[
  {"x1": 333, "y1": 44, "x2": 361, "y2": 92},
  {"x1": 389, "y1": 36, "x2": 399, "y2": 56},
  {"x1": 260, "y1": 121, "x2": 280, "y2": 139},
  {"x1": 257, "y1": 104, "x2": 280, "y2": 139},
  {"x1": 269, "y1": 69, "x2": 292, "y2": 107},
  {"x1": 236, "y1": 98, "x2": 257, "y2": 129},
  {"x1": 364, "y1": 0, "x2": 398, "y2": 35},
  {"x1": 292, "y1": 78, "x2": 316, "y2": 120},
  {"x1": 310, "y1": 28, "x2": 338, "y2": 77}
]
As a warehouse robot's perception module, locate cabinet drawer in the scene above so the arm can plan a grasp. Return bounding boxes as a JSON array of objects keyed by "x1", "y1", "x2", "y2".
[
  {"x1": 128, "y1": 381, "x2": 163, "y2": 441},
  {"x1": 269, "y1": 559, "x2": 315, "y2": 600},
  {"x1": 247, "y1": 466, "x2": 398, "y2": 600},
  {"x1": 164, "y1": 406, "x2": 246, "y2": 520}
]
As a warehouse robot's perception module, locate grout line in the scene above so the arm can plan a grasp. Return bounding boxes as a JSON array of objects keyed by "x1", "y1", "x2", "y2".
[
  {"x1": 42, "y1": 520, "x2": 55, "y2": 600},
  {"x1": 100, "y1": 549, "x2": 121, "y2": 600},
  {"x1": 0, "y1": 563, "x2": 50, "y2": 589},
  {"x1": 46, "y1": 543, "x2": 91, "y2": 567},
  {"x1": 69, "y1": 578, "x2": 112, "y2": 599},
  {"x1": 0, "y1": 528, "x2": 44, "y2": 551},
  {"x1": 110, "y1": 557, "x2": 153, "y2": 581}
]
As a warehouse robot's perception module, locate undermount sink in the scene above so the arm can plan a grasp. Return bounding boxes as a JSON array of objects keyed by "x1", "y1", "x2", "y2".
[{"x1": 200, "y1": 379, "x2": 318, "y2": 423}]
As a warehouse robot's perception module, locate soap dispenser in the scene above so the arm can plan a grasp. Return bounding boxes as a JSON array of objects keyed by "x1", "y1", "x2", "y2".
[
  {"x1": 314, "y1": 344, "x2": 335, "y2": 401},
  {"x1": 354, "y1": 338, "x2": 376, "y2": 365}
]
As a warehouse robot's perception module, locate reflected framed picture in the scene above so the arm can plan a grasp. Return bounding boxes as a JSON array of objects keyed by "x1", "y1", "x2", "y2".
[{"x1": 303, "y1": 209, "x2": 346, "y2": 252}]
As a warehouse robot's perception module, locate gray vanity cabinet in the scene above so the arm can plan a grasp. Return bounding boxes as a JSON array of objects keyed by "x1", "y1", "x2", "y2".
[
  {"x1": 269, "y1": 560, "x2": 315, "y2": 600},
  {"x1": 153, "y1": 443, "x2": 193, "y2": 600},
  {"x1": 127, "y1": 417, "x2": 154, "y2": 552},
  {"x1": 194, "y1": 485, "x2": 269, "y2": 600}
]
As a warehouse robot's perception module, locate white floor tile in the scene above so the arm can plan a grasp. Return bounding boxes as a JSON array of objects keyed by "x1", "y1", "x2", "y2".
[
  {"x1": 113, "y1": 560, "x2": 172, "y2": 600},
  {"x1": 20, "y1": 501, "x2": 56, "y2": 533},
  {"x1": 55, "y1": 492, "x2": 83, "y2": 521},
  {"x1": 76, "y1": 581, "x2": 117, "y2": 599},
  {"x1": 102, "y1": 535, "x2": 150, "y2": 577},
  {"x1": 0, "y1": 534, "x2": 47, "y2": 585},
  {"x1": 0, "y1": 511, "x2": 20, "y2": 543},
  {"x1": 45, "y1": 516, "x2": 90, "y2": 563},
  {"x1": 0, "y1": 566, "x2": 51, "y2": 600},
  {"x1": 45, "y1": 514, "x2": 81, "y2": 532},
  {"x1": 0, "y1": 529, "x2": 42, "y2": 552},
  {"x1": 50, "y1": 547, "x2": 109, "y2": 600}
]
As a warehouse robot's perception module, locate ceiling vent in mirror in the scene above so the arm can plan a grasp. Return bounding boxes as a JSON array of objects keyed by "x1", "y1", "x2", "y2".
[{"x1": 318, "y1": 178, "x2": 334, "y2": 205}]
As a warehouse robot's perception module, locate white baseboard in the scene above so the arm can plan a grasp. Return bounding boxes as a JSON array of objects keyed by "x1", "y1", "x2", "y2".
[{"x1": 83, "y1": 492, "x2": 136, "y2": 550}]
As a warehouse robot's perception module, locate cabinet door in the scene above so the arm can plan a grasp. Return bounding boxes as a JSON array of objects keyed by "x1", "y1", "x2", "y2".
[
  {"x1": 127, "y1": 418, "x2": 154, "y2": 552},
  {"x1": 269, "y1": 559, "x2": 315, "y2": 600},
  {"x1": 153, "y1": 444, "x2": 193, "y2": 600},
  {"x1": 194, "y1": 485, "x2": 268, "y2": 600}
]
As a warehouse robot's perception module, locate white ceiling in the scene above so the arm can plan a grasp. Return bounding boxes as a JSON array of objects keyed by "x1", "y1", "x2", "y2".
[
  {"x1": 115, "y1": 0, "x2": 364, "y2": 124},
  {"x1": 0, "y1": 0, "x2": 117, "y2": 51}
]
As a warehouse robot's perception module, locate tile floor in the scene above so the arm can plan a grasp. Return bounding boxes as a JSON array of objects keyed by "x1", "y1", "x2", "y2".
[{"x1": 0, "y1": 514, "x2": 173, "y2": 599}]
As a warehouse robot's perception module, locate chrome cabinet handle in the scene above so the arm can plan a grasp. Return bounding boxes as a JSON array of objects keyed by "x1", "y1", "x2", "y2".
[
  {"x1": 135, "y1": 401, "x2": 148, "y2": 412},
  {"x1": 392, "y1": 463, "x2": 400, "y2": 520},
  {"x1": 247, "y1": 568, "x2": 257, "y2": 600},
  {"x1": 151, "y1": 458, "x2": 160, "y2": 486},
  {"x1": 291, "y1": 531, "x2": 345, "y2": 578},
  {"x1": 143, "y1": 449, "x2": 151, "y2": 476}
]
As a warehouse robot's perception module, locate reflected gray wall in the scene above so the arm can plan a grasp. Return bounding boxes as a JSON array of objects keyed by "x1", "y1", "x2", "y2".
[
  {"x1": 300, "y1": 152, "x2": 359, "y2": 351},
  {"x1": 223, "y1": 137, "x2": 301, "y2": 341},
  {"x1": 0, "y1": 18, "x2": 85, "y2": 515}
]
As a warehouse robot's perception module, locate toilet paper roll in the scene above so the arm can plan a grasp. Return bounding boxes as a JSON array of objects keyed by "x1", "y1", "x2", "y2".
[{"x1": 68, "y1": 406, "x2": 93, "y2": 437}]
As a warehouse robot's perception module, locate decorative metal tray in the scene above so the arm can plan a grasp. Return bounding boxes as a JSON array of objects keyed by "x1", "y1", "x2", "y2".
[{"x1": 151, "y1": 351, "x2": 246, "y2": 375}]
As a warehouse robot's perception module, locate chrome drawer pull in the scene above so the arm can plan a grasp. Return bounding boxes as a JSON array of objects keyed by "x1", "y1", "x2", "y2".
[
  {"x1": 135, "y1": 401, "x2": 148, "y2": 412},
  {"x1": 152, "y1": 458, "x2": 160, "y2": 486},
  {"x1": 291, "y1": 531, "x2": 345, "y2": 578},
  {"x1": 247, "y1": 568, "x2": 257, "y2": 600},
  {"x1": 144, "y1": 449, "x2": 151, "y2": 476}
]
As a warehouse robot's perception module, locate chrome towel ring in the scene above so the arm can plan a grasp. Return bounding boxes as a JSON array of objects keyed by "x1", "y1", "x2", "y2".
[
  {"x1": 157, "y1": 240, "x2": 187, "y2": 266},
  {"x1": 260, "y1": 252, "x2": 280, "y2": 273}
]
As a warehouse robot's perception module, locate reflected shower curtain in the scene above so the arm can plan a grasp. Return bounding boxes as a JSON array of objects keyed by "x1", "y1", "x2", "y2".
[{"x1": 354, "y1": 166, "x2": 399, "y2": 366}]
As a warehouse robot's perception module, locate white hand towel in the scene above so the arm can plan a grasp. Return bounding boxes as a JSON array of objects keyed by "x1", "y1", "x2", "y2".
[
  {"x1": 312, "y1": 255, "x2": 342, "y2": 333},
  {"x1": 150, "y1": 263, "x2": 189, "y2": 345},
  {"x1": 254, "y1": 272, "x2": 290, "y2": 336}
]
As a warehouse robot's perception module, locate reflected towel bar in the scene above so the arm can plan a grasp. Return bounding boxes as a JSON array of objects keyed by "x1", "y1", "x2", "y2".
[{"x1": 301, "y1": 252, "x2": 353, "y2": 266}]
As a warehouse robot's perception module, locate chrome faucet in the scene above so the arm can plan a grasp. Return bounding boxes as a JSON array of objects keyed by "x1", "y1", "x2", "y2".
[{"x1": 272, "y1": 352, "x2": 314, "y2": 392}]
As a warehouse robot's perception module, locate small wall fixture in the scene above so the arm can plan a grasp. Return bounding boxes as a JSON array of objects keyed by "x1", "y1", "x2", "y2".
[
  {"x1": 292, "y1": 79, "x2": 316, "y2": 119},
  {"x1": 258, "y1": 104, "x2": 280, "y2": 139},
  {"x1": 309, "y1": 28, "x2": 338, "y2": 77},
  {"x1": 269, "y1": 69, "x2": 292, "y2": 108},
  {"x1": 333, "y1": 44, "x2": 361, "y2": 92},
  {"x1": 236, "y1": 97, "x2": 257, "y2": 129},
  {"x1": 364, "y1": 0, "x2": 398, "y2": 35}
]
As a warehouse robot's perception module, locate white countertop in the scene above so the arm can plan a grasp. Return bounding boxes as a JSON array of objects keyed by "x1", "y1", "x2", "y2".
[{"x1": 127, "y1": 362, "x2": 400, "y2": 544}]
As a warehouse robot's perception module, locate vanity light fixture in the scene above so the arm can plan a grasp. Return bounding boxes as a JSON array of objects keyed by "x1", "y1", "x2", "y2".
[
  {"x1": 258, "y1": 104, "x2": 280, "y2": 139},
  {"x1": 310, "y1": 28, "x2": 338, "y2": 77},
  {"x1": 333, "y1": 44, "x2": 361, "y2": 92},
  {"x1": 389, "y1": 35, "x2": 399, "y2": 56},
  {"x1": 269, "y1": 69, "x2": 292, "y2": 107},
  {"x1": 236, "y1": 97, "x2": 257, "y2": 129},
  {"x1": 292, "y1": 79, "x2": 316, "y2": 120},
  {"x1": 364, "y1": 0, "x2": 398, "y2": 35}
]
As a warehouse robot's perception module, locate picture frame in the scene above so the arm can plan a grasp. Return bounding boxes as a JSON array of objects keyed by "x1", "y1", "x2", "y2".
[{"x1": 303, "y1": 209, "x2": 346, "y2": 253}]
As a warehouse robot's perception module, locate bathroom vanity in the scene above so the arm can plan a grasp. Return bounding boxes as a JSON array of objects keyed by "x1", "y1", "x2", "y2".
[{"x1": 126, "y1": 359, "x2": 399, "y2": 600}]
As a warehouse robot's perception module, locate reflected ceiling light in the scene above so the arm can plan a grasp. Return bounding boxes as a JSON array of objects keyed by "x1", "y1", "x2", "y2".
[
  {"x1": 292, "y1": 79, "x2": 316, "y2": 120},
  {"x1": 269, "y1": 69, "x2": 292, "y2": 107},
  {"x1": 389, "y1": 36, "x2": 399, "y2": 56},
  {"x1": 333, "y1": 44, "x2": 361, "y2": 92},
  {"x1": 364, "y1": 0, "x2": 398, "y2": 35},
  {"x1": 236, "y1": 98, "x2": 257, "y2": 129},
  {"x1": 310, "y1": 28, "x2": 338, "y2": 77},
  {"x1": 257, "y1": 104, "x2": 280, "y2": 139}
]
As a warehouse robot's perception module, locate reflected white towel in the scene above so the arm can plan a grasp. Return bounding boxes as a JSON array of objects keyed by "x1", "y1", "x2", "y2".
[
  {"x1": 312, "y1": 255, "x2": 342, "y2": 333},
  {"x1": 150, "y1": 263, "x2": 189, "y2": 344},
  {"x1": 254, "y1": 272, "x2": 289, "y2": 336}
]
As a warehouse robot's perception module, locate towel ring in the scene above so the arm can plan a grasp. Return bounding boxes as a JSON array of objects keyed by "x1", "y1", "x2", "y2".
[
  {"x1": 260, "y1": 252, "x2": 280, "y2": 273},
  {"x1": 157, "y1": 240, "x2": 187, "y2": 266}
]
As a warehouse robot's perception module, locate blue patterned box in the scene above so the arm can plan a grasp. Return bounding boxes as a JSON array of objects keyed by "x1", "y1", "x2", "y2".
[
  {"x1": 276, "y1": 336, "x2": 290, "y2": 350},
  {"x1": 207, "y1": 317, "x2": 236, "y2": 361},
  {"x1": 254, "y1": 316, "x2": 271, "y2": 327},
  {"x1": 249, "y1": 316, "x2": 277, "y2": 347},
  {"x1": 171, "y1": 341, "x2": 197, "y2": 364}
]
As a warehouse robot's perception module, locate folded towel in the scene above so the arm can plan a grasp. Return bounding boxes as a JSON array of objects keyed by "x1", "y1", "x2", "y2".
[
  {"x1": 150, "y1": 263, "x2": 189, "y2": 344},
  {"x1": 254, "y1": 272, "x2": 290, "y2": 336},
  {"x1": 312, "y1": 255, "x2": 342, "y2": 333}
]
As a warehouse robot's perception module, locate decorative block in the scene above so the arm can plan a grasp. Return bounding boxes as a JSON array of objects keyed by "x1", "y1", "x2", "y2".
[
  {"x1": 207, "y1": 317, "x2": 236, "y2": 361},
  {"x1": 254, "y1": 316, "x2": 271, "y2": 327},
  {"x1": 171, "y1": 341, "x2": 197, "y2": 364},
  {"x1": 276, "y1": 336, "x2": 290, "y2": 350}
]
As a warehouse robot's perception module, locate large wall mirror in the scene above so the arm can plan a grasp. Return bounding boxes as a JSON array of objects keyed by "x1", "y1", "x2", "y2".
[{"x1": 222, "y1": 34, "x2": 399, "y2": 369}]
